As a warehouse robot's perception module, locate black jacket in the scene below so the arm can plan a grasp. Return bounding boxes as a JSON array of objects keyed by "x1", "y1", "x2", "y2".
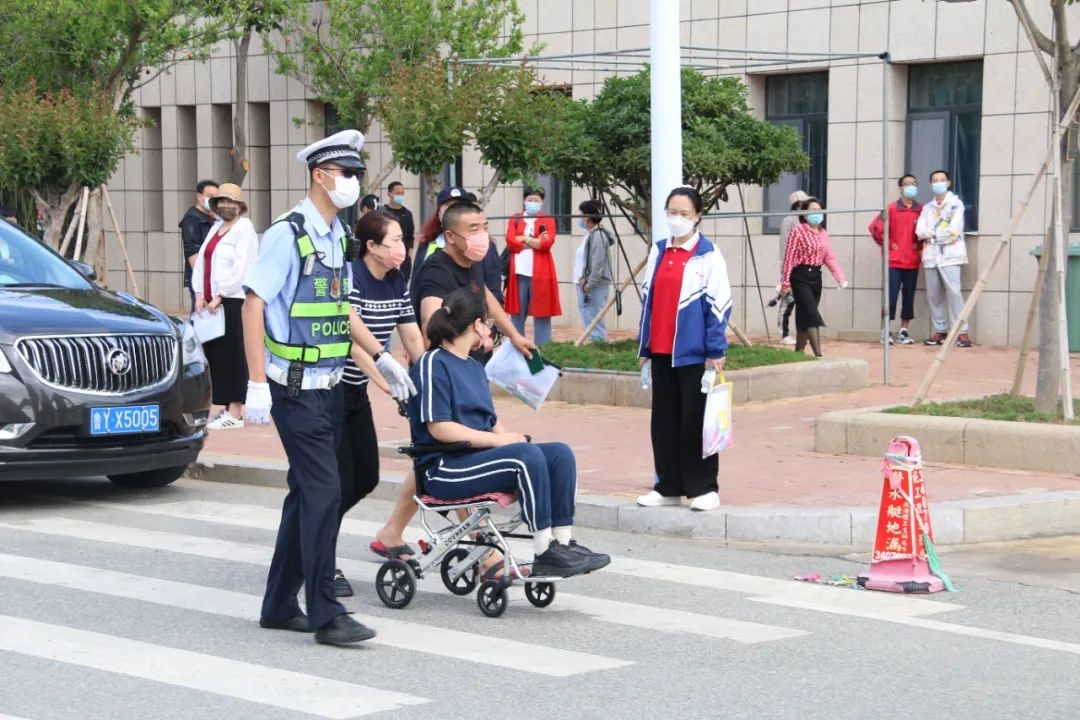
[{"x1": 179, "y1": 206, "x2": 214, "y2": 282}]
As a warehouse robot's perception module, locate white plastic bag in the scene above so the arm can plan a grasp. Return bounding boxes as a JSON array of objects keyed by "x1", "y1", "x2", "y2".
[
  {"x1": 484, "y1": 342, "x2": 561, "y2": 411},
  {"x1": 702, "y1": 373, "x2": 733, "y2": 457},
  {"x1": 190, "y1": 309, "x2": 225, "y2": 344}
]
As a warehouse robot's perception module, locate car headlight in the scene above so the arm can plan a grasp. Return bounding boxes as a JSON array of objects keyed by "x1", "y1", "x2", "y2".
[{"x1": 180, "y1": 321, "x2": 207, "y2": 366}]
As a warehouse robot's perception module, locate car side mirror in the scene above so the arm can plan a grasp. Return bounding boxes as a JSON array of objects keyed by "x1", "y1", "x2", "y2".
[{"x1": 69, "y1": 259, "x2": 97, "y2": 281}]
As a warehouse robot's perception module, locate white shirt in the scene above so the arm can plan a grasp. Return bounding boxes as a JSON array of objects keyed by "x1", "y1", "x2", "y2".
[
  {"x1": 572, "y1": 230, "x2": 588, "y2": 283},
  {"x1": 516, "y1": 216, "x2": 537, "y2": 277},
  {"x1": 191, "y1": 217, "x2": 260, "y2": 299}
]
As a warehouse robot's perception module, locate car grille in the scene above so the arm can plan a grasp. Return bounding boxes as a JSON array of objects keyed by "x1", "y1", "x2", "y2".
[
  {"x1": 15, "y1": 334, "x2": 177, "y2": 394},
  {"x1": 26, "y1": 422, "x2": 183, "y2": 450}
]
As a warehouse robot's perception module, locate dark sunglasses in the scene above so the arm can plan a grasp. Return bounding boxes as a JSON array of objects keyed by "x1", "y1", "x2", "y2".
[{"x1": 319, "y1": 166, "x2": 362, "y2": 180}]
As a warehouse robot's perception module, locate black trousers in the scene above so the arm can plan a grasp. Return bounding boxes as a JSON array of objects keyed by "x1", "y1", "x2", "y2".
[
  {"x1": 202, "y1": 298, "x2": 248, "y2": 405},
  {"x1": 888, "y1": 267, "x2": 919, "y2": 321},
  {"x1": 649, "y1": 354, "x2": 719, "y2": 498},
  {"x1": 336, "y1": 383, "x2": 380, "y2": 522},
  {"x1": 261, "y1": 382, "x2": 346, "y2": 630},
  {"x1": 791, "y1": 264, "x2": 824, "y2": 331}
]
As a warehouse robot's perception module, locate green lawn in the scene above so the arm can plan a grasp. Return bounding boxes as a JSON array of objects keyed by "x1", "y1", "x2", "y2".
[
  {"x1": 538, "y1": 339, "x2": 813, "y2": 372},
  {"x1": 885, "y1": 393, "x2": 1080, "y2": 425}
]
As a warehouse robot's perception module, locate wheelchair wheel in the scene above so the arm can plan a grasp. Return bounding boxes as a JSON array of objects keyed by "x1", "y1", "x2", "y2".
[
  {"x1": 376, "y1": 559, "x2": 416, "y2": 609},
  {"x1": 524, "y1": 581, "x2": 556, "y2": 608},
  {"x1": 476, "y1": 580, "x2": 508, "y2": 618},
  {"x1": 440, "y1": 548, "x2": 479, "y2": 596}
]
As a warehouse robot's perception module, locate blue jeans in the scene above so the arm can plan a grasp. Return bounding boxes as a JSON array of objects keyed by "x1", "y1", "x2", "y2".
[
  {"x1": 576, "y1": 284, "x2": 609, "y2": 343},
  {"x1": 423, "y1": 442, "x2": 576, "y2": 532},
  {"x1": 511, "y1": 275, "x2": 552, "y2": 346}
]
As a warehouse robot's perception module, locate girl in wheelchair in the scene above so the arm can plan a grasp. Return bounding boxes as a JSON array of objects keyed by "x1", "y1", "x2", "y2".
[{"x1": 406, "y1": 287, "x2": 609, "y2": 578}]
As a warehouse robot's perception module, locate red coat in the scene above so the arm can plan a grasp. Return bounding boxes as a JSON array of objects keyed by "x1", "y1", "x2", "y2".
[
  {"x1": 504, "y1": 212, "x2": 562, "y2": 318},
  {"x1": 869, "y1": 200, "x2": 922, "y2": 270}
]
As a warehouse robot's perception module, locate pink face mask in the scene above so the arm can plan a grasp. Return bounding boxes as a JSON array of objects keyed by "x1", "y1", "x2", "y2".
[
  {"x1": 461, "y1": 231, "x2": 490, "y2": 262},
  {"x1": 382, "y1": 242, "x2": 407, "y2": 269}
]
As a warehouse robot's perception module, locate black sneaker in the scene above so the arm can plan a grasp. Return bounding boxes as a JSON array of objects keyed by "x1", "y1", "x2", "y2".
[
  {"x1": 566, "y1": 540, "x2": 611, "y2": 572},
  {"x1": 315, "y1": 614, "x2": 376, "y2": 646},
  {"x1": 923, "y1": 332, "x2": 946, "y2": 346},
  {"x1": 333, "y1": 569, "x2": 353, "y2": 598},
  {"x1": 531, "y1": 540, "x2": 590, "y2": 578}
]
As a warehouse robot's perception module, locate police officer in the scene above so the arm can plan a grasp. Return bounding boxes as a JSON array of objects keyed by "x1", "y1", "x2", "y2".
[{"x1": 242, "y1": 129, "x2": 415, "y2": 646}]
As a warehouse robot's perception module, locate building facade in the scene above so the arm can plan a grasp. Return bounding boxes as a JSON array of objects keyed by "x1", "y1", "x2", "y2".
[{"x1": 110, "y1": 0, "x2": 1068, "y2": 347}]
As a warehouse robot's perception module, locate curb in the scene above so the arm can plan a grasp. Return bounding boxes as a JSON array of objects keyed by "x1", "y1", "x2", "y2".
[{"x1": 186, "y1": 454, "x2": 1080, "y2": 546}]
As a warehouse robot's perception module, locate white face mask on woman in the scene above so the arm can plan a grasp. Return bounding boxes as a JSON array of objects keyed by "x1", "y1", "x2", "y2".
[{"x1": 666, "y1": 214, "x2": 696, "y2": 240}]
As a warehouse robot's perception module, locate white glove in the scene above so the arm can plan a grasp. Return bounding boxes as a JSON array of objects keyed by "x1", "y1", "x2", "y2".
[
  {"x1": 244, "y1": 381, "x2": 272, "y2": 424},
  {"x1": 838, "y1": 281, "x2": 849, "y2": 290},
  {"x1": 700, "y1": 368, "x2": 717, "y2": 394},
  {"x1": 375, "y1": 353, "x2": 417, "y2": 401},
  {"x1": 640, "y1": 359, "x2": 651, "y2": 390}
]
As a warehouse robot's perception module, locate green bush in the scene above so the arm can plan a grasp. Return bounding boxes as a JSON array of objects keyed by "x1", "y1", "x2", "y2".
[
  {"x1": 885, "y1": 394, "x2": 1080, "y2": 425},
  {"x1": 539, "y1": 339, "x2": 813, "y2": 373}
]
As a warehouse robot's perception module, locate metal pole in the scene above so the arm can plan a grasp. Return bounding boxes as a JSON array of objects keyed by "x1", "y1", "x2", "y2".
[
  {"x1": 881, "y1": 52, "x2": 891, "y2": 385},
  {"x1": 1051, "y1": 73, "x2": 1075, "y2": 421},
  {"x1": 649, "y1": 0, "x2": 682, "y2": 242}
]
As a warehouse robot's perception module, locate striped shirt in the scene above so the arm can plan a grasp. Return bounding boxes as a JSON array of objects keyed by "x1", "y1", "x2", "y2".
[
  {"x1": 780, "y1": 223, "x2": 845, "y2": 288},
  {"x1": 342, "y1": 258, "x2": 416, "y2": 387}
]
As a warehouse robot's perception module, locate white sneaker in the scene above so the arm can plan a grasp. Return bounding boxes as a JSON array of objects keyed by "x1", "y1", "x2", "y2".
[
  {"x1": 689, "y1": 491, "x2": 721, "y2": 512},
  {"x1": 636, "y1": 491, "x2": 682, "y2": 507},
  {"x1": 780, "y1": 335, "x2": 796, "y2": 345},
  {"x1": 207, "y1": 413, "x2": 245, "y2": 430}
]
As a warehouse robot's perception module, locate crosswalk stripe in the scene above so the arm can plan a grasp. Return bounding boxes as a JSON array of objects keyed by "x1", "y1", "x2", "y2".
[
  {"x1": 0, "y1": 516, "x2": 807, "y2": 645},
  {"x1": 0, "y1": 714, "x2": 35, "y2": 720},
  {"x1": 83, "y1": 499, "x2": 960, "y2": 619},
  {"x1": 0, "y1": 552, "x2": 628, "y2": 677},
  {"x1": 0, "y1": 615, "x2": 427, "y2": 718}
]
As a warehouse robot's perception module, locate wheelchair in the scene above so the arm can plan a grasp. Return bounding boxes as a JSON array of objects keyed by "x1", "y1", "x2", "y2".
[{"x1": 373, "y1": 437, "x2": 562, "y2": 618}]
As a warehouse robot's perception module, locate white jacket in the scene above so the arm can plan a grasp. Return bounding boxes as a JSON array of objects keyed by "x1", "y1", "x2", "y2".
[
  {"x1": 916, "y1": 191, "x2": 967, "y2": 268},
  {"x1": 191, "y1": 217, "x2": 259, "y2": 299}
]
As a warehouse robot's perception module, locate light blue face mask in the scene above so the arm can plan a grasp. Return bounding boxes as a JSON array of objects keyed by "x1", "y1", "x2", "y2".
[
  {"x1": 806, "y1": 212, "x2": 825, "y2": 226},
  {"x1": 392, "y1": 194, "x2": 406, "y2": 205},
  {"x1": 203, "y1": 197, "x2": 211, "y2": 212},
  {"x1": 931, "y1": 181, "x2": 949, "y2": 196},
  {"x1": 902, "y1": 185, "x2": 918, "y2": 199},
  {"x1": 578, "y1": 218, "x2": 587, "y2": 230},
  {"x1": 524, "y1": 201, "x2": 542, "y2": 215}
]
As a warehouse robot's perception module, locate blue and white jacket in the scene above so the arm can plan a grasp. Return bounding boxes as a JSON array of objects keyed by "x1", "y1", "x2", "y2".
[{"x1": 638, "y1": 233, "x2": 733, "y2": 367}]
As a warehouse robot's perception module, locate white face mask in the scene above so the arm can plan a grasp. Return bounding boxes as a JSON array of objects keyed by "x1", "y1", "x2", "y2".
[
  {"x1": 323, "y1": 174, "x2": 361, "y2": 209},
  {"x1": 666, "y1": 214, "x2": 695, "y2": 240}
]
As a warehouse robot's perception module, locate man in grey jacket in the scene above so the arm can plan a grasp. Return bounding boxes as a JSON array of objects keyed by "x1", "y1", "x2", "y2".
[{"x1": 575, "y1": 199, "x2": 615, "y2": 343}]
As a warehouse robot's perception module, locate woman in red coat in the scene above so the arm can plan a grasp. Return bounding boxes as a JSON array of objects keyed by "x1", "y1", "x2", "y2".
[{"x1": 505, "y1": 186, "x2": 562, "y2": 346}]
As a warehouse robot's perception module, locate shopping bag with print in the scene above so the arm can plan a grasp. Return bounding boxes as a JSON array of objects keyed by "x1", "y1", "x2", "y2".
[
  {"x1": 484, "y1": 341, "x2": 561, "y2": 411},
  {"x1": 702, "y1": 373, "x2": 733, "y2": 457}
]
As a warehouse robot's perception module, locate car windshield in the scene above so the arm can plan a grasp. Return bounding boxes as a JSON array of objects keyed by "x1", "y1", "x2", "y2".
[{"x1": 0, "y1": 220, "x2": 92, "y2": 289}]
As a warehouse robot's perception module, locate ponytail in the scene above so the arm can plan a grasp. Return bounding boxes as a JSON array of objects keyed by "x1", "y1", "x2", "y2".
[{"x1": 425, "y1": 286, "x2": 487, "y2": 348}]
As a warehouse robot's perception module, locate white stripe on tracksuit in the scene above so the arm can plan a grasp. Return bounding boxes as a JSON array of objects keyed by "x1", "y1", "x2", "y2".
[{"x1": 427, "y1": 456, "x2": 539, "y2": 531}]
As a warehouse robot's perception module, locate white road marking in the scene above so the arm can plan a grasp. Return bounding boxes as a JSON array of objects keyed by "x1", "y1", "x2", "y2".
[
  {"x1": 0, "y1": 616, "x2": 426, "y2": 718},
  {"x1": 0, "y1": 552, "x2": 628, "y2": 677},
  {"x1": 0, "y1": 516, "x2": 808, "y2": 645}
]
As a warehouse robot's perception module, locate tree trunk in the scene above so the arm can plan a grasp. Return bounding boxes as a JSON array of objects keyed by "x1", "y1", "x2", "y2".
[
  {"x1": 362, "y1": 160, "x2": 398, "y2": 197},
  {"x1": 86, "y1": 188, "x2": 108, "y2": 287},
  {"x1": 424, "y1": 173, "x2": 444, "y2": 204},
  {"x1": 477, "y1": 172, "x2": 501, "y2": 208},
  {"x1": 229, "y1": 33, "x2": 252, "y2": 186},
  {"x1": 30, "y1": 184, "x2": 82, "y2": 251}
]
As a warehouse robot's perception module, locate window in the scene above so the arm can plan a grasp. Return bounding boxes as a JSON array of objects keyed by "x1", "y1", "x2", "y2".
[
  {"x1": 906, "y1": 61, "x2": 982, "y2": 231},
  {"x1": 763, "y1": 72, "x2": 829, "y2": 234}
]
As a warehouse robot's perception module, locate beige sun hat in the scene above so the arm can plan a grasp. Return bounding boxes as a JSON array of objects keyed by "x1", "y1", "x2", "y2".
[
  {"x1": 788, "y1": 190, "x2": 809, "y2": 205},
  {"x1": 209, "y1": 183, "x2": 248, "y2": 214}
]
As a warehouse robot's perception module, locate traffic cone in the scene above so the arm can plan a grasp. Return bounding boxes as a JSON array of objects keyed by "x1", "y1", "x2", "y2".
[{"x1": 858, "y1": 436, "x2": 955, "y2": 594}]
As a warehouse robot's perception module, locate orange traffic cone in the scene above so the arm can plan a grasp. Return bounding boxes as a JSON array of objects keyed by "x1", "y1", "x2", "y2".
[{"x1": 858, "y1": 436, "x2": 952, "y2": 594}]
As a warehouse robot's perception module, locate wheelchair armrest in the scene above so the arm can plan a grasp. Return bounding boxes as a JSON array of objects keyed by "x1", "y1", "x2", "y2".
[{"x1": 397, "y1": 441, "x2": 473, "y2": 459}]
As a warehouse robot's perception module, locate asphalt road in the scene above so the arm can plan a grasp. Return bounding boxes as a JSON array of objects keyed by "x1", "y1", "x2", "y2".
[{"x1": 0, "y1": 476, "x2": 1077, "y2": 720}]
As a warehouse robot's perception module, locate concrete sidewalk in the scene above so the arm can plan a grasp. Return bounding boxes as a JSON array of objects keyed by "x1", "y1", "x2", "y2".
[{"x1": 194, "y1": 336, "x2": 1080, "y2": 544}]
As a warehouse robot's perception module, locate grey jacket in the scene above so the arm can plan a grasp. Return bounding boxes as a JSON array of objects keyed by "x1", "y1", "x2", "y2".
[{"x1": 581, "y1": 227, "x2": 614, "y2": 291}]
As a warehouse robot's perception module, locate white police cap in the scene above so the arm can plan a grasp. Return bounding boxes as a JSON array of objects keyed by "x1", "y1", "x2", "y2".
[{"x1": 297, "y1": 129, "x2": 365, "y2": 170}]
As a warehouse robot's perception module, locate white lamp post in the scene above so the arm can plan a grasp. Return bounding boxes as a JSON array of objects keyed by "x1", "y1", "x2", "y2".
[{"x1": 649, "y1": 0, "x2": 682, "y2": 242}]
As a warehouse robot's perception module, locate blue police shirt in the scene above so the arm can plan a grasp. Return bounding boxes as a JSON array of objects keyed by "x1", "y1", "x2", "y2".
[
  {"x1": 407, "y1": 349, "x2": 497, "y2": 452},
  {"x1": 243, "y1": 197, "x2": 352, "y2": 381}
]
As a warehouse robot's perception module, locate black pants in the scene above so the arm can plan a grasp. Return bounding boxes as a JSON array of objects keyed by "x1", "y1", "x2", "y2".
[
  {"x1": 888, "y1": 267, "x2": 919, "y2": 321},
  {"x1": 649, "y1": 354, "x2": 719, "y2": 498},
  {"x1": 202, "y1": 298, "x2": 248, "y2": 405},
  {"x1": 261, "y1": 382, "x2": 346, "y2": 630},
  {"x1": 336, "y1": 383, "x2": 380, "y2": 522},
  {"x1": 791, "y1": 264, "x2": 824, "y2": 331}
]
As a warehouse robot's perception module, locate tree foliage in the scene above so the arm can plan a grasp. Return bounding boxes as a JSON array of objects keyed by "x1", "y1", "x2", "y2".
[{"x1": 548, "y1": 67, "x2": 809, "y2": 232}]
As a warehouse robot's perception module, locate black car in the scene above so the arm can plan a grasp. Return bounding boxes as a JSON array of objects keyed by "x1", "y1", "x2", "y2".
[{"x1": 0, "y1": 218, "x2": 211, "y2": 487}]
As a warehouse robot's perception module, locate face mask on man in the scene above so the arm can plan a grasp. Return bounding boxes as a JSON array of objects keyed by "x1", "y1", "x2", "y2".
[
  {"x1": 666, "y1": 214, "x2": 695, "y2": 239},
  {"x1": 931, "y1": 181, "x2": 949, "y2": 196},
  {"x1": 322, "y1": 172, "x2": 362, "y2": 209},
  {"x1": 202, "y1": 197, "x2": 212, "y2": 212},
  {"x1": 216, "y1": 206, "x2": 238, "y2": 222},
  {"x1": 460, "y1": 231, "x2": 490, "y2": 262},
  {"x1": 524, "y1": 201, "x2": 542, "y2": 215},
  {"x1": 902, "y1": 186, "x2": 918, "y2": 199},
  {"x1": 393, "y1": 194, "x2": 406, "y2": 205}
]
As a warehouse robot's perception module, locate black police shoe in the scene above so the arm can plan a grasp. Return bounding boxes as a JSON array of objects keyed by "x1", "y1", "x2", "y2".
[
  {"x1": 334, "y1": 569, "x2": 354, "y2": 597},
  {"x1": 566, "y1": 539, "x2": 611, "y2": 572},
  {"x1": 259, "y1": 614, "x2": 313, "y2": 633},
  {"x1": 530, "y1": 540, "x2": 591, "y2": 578},
  {"x1": 315, "y1": 614, "x2": 376, "y2": 646}
]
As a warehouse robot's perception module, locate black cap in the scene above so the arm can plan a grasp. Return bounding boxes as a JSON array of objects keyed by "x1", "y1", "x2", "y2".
[{"x1": 436, "y1": 186, "x2": 466, "y2": 206}]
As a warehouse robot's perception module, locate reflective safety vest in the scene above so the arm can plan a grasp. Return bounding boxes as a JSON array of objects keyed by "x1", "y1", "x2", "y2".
[{"x1": 264, "y1": 212, "x2": 352, "y2": 368}]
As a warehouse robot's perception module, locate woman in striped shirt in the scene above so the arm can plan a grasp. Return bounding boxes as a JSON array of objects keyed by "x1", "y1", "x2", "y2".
[
  {"x1": 779, "y1": 198, "x2": 847, "y2": 357},
  {"x1": 333, "y1": 211, "x2": 425, "y2": 597}
]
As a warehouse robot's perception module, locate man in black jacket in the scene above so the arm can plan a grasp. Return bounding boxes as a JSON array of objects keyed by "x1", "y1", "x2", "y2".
[{"x1": 179, "y1": 179, "x2": 218, "y2": 312}]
